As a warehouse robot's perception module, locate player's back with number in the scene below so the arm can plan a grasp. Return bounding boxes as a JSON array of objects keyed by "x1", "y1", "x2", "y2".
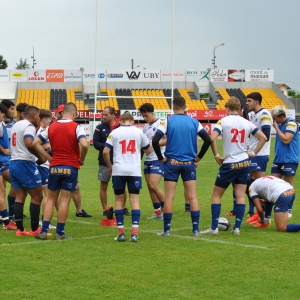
[
  {"x1": 107, "y1": 125, "x2": 149, "y2": 176},
  {"x1": 216, "y1": 115, "x2": 256, "y2": 163}
]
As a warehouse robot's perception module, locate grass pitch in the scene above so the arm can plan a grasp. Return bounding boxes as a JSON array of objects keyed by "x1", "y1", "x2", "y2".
[{"x1": 1, "y1": 139, "x2": 300, "y2": 300}]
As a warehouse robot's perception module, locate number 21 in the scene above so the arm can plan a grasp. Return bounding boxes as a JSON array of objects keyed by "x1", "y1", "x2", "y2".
[{"x1": 231, "y1": 128, "x2": 245, "y2": 143}]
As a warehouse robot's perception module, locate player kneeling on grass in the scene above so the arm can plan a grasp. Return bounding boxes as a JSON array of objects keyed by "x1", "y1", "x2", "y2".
[
  {"x1": 201, "y1": 96, "x2": 267, "y2": 236},
  {"x1": 248, "y1": 176, "x2": 300, "y2": 232},
  {"x1": 103, "y1": 113, "x2": 151, "y2": 242}
]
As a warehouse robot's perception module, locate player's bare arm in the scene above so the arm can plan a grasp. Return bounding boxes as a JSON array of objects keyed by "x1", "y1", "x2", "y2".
[{"x1": 78, "y1": 137, "x2": 88, "y2": 165}]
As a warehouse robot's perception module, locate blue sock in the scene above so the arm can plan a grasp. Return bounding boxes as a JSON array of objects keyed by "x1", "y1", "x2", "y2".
[
  {"x1": 234, "y1": 204, "x2": 246, "y2": 230},
  {"x1": 264, "y1": 202, "x2": 273, "y2": 219},
  {"x1": 7, "y1": 195, "x2": 15, "y2": 218},
  {"x1": 0, "y1": 209, "x2": 9, "y2": 225},
  {"x1": 131, "y1": 209, "x2": 140, "y2": 226},
  {"x1": 160, "y1": 202, "x2": 164, "y2": 209},
  {"x1": 211, "y1": 204, "x2": 221, "y2": 230},
  {"x1": 42, "y1": 221, "x2": 50, "y2": 233},
  {"x1": 185, "y1": 203, "x2": 190, "y2": 210},
  {"x1": 115, "y1": 209, "x2": 124, "y2": 228},
  {"x1": 286, "y1": 224, "x2": 300, "y2": 232},
  {"x1": 56, "y1": 222, "x2": 65, "y2": 236},
  {"x1": 247, "y1": 195, "x2": 254, "y2": 214},
  {"x1": 232, "y1": 191, "x2": 237, "y2": 213},
  {"x1": 163, "y1": 213, "x2": 172, "y2": 232},
  {"x1": 153, "y1": 202, "x2": 160, "y2": 210},
  {"x1": 191, "y1": 210, "x2": 200, "y2": 232}
]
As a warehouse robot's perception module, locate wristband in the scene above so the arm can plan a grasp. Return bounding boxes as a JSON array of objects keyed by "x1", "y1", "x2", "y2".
[
  {"x1": 250, "y1": 151, "x2": 256, "y2": 157},
  {"x1": 214, "y1": 154, "x2": 220, "y2": 158}
]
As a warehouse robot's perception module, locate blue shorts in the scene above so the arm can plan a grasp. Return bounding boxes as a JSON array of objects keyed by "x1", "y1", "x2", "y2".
[
  {"x1": 274, "y1": 189, "x2": 295, "y2": 213},
  {"x1": 164, "y1": 158, "x2": 196, "y2": 182},
  {"x1": 271, "y1": 162, "x2": 298, "y2": 177},
  {"x1": 250, "y1": 155, "x2": 269, "y2": 172},
  {"x1": 215, "y1": 159, "x2": 250, "y2": 187},
  {"x1": 0, "y1": 161, "x2": 10, "y2": 173},
  {"x1": 144, "y1": 160, "x2": 164, "y2": 176},
  {"x1": 48, "y1": 165, "x2": 78, "y2": 192},
  {"x1": 37, "y1": 165, "x2": 49, "y2": 186},
  {"x1": 10, "y1": 160, "x2": 42, "y2": 190},
  {"x1": 112, "y1": 176, "x2": 142, "y2": 190}
]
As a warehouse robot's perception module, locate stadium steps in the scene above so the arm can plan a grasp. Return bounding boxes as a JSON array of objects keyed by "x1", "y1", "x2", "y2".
[{"x1": 188, "y1": 92, "x2": 197, "y2": 100}]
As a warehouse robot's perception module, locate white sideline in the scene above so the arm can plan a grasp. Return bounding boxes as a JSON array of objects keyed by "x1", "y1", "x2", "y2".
[{"x1": 1, "y1": 225, "x2": 274, "y2": 250}]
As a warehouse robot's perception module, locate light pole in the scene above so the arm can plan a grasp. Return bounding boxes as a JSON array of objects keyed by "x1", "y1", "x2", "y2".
[{"x1": 212, "y1": 43, "x2": 225, "y2": 69}]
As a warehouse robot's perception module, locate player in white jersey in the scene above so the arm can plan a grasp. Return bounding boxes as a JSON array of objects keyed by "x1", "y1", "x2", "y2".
[
  {"x1": 201, "y1": 97, "x2": 267, "y2": 236},
  {"x1": 103, "y1": 113, "x2": 151, "y2": 242},
  {"x1": 139, "y1": 103, "x2": 165, "y2": 220},
  {"x1": 249, "y1": 176, "x2": 300, "y2": 232},
  {"x1": 10, "y1": 106, "x2": 46, "y2": 237},
  {"x1": 246, "y1": 92, "x2": 273, "y2": 221}
]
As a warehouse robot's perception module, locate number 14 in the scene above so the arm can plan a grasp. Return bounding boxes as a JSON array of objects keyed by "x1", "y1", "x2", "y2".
[{"x1": 119, "y1": 140, "x2": 136, "y2": 154}]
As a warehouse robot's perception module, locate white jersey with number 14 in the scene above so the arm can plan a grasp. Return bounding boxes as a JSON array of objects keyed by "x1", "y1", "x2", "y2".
[{"x1": 105, "y1": 125, "x2": 150, "y2": 176}]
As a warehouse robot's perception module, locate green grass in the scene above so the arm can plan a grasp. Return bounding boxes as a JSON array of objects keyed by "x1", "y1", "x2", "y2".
[{"x1": 1, "y1": 138, "x2": 300, "y2": 300}]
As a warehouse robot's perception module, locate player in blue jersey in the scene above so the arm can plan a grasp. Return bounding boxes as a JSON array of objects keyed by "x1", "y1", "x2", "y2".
[
  {"x1": 270, "y1": 105, "x2": 299, "y2": 218},
  {"x1": 139, "y1": 103, "x2": 165, "y2": 220},
  {"x1": 152, "y1": 96, "x2": 211, "y2": 236},
  {"x1": 201, "y1": 97, "x2": 267, "y2": 235}
]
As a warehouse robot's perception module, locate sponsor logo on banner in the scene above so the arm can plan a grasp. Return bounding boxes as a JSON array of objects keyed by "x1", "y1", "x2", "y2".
[
  {"x1": 245, "y1": 69, "x2": 274, "y2": 81},
  {"x1": 46, "y1": 70, "x2": 64, "y2": 82},
  {"x1": 107, "y1": 73, "x2": 123, "y2": 78},
  {"x1": 143, "y1": 72, "x2": 160, "y2": 81},
  {"x1": 210, "y1": 69, "x2": 228, "y2": 82},
  {"x1": 186, "y1": 110, "x2": 227, "y2": 120},
  {"x1": 0, "y1": 70, "x2": 9, "y2": 82},
  {"x1": 228, "y1": 69, "x2": 245, "y2": 82},
  {"x1": 161, "y1": 70, "x2": 185, "y2": 82},
  {"x1": 98, "y1": 73, "x2": 105, "y2": 78},
  {"x1": 186, "y1": 70, "x2": 210, "y2": 82},
  {"x1": 10, "y1": 70, "x2": 27, "y2": 82},
  {"x1": 126, "y1": 71, "x2": 140, "y2": 80},
  {"x1": 121, "y1": 110, "x2": 171, "y2": 120},
  {"x1": 28, "y1": 70, "x2": 45, "y2": 81}
]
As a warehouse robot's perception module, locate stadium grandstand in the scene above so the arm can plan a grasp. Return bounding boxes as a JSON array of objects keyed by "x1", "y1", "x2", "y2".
[{"x1": 0, "y1": 69, "x2": 297, "y2": 122}]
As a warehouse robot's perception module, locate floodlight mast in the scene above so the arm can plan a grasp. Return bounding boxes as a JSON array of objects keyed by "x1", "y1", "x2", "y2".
[{"x1": 212, "y1": 43, "x2": 225, "y2": 69}]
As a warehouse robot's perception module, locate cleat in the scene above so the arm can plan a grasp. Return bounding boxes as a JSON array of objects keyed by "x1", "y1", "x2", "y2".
[
  {"x1": 129, "y1": 234, "x2": 138, "y2": 242},
  {"x1": 35, "y1": 232, "x2": 48, "y2": 240},
  {"x1": 102, "y1": 210, "x2": 108, "y2": 217},
  {"x1": 16, "y1": 229, "x2": 30, "y2": 236},
  {"x1": 200, "y1": 228, "x2": 219, "y2": 236},
  {"x1": 288, "y1": 213, "x2": 292, "y2": 219},
  {"x1": 2, "y1": 221, "x2": 17, "y2": 230},
  {"x1": 124, "y1": 208, "x2": 131, "y2": 216},
  {"x1": 193, "y1": 230, "x2": 201, "y2": 237},
  {"x1": 157, "y1": 230, "x2": 170, "y2": 236},
  {"x1": 246, "y1": 212, "x2": 254, "y2": 219},
  {"x1": 30, "y1": 228, "x2": 52, "y2": 237},
  {"x1": 185, "y1": 207, "x2": 191, "y2": 213},
  {"x1": 147, "y1": 213, "x2": 163, "y2": 220},
  {"x1": 232, "y1": 228, "x2": 240, "y2": 235},
  {"x1": 249, "y1": 220, "x2": 259, "y2": 225},
  {"x1": 76, "y1": 209, "x2": 92, "y2": 218},
  {"x1": 246, "y1": 212, "x2": 259, "y2": 223},
  {"x1": 254, "y1": 220, "x2": 271, "y2": 228},
  {"x1": 49, "y1": 223, "x2": 56, "y2": 230},
  {"x1": 55, "y1": 233, "x2": 72, "y2": 240},
  {"x1": 114, "y1": 233, "x2": 125, "y2": 242},
  {"x1": 225, "y1": 211, "x2": 235, "y2": 217}
]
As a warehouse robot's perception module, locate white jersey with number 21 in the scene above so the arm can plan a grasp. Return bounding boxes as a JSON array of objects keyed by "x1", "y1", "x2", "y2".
[
  {"x1": 105, "y1": 125, "x2": 150, "y2": 176},
  {"x1": 214, "y1": 114, "x2": 258, "y2": 164}
]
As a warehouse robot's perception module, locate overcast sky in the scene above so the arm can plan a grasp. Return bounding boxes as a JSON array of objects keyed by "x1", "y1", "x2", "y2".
[{"x1": 1, "y1": 0, "x2": 299, "y2": 91}]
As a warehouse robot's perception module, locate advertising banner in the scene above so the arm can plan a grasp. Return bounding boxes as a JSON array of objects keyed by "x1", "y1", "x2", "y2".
[
  {"x1": 107, "y1": 70, "x2": 143, "y2": 82},
  {"x1": 210, "y1": 69, "x2": 228, "y2": 82},
  {"x1": 186, "y1": 69, "x2": 210, "y2": 82},
  {"x1": 142, "y1": 69, "x2": 160, "y2": 82},
  {"x1": 27, "y1": 70, "x2": 46, "y2": 82},
  {"x1": 0, "y1": 69, "x2": 9, "y2": 82},
  {"x1": 161, "y1": 70, "x2": 185, "y2": 82},
  {"x1": 46, "y1": 69, "x2": 64, "y2": 82},
  {"x1": 83, "y1": 69, "x2": 106, "y2": 82},
  {"x1": 245, "y1": 69, "x2": 274, "y2": 81},
  {"x1": 186, "y1": 109, "x2": 227, "y2": 120},
  {"x1": 64, "y1": 70, "x2": 82, "y2": 82},
  {"x1": 120, "y1": 109, "x2": 171, "y2": 120},
  {"x1": 228, "y1": 69, "x2": 245, "y2": 82},
  {"x1": 10, "y1": 69, "x2": 27, "y2": 82}
]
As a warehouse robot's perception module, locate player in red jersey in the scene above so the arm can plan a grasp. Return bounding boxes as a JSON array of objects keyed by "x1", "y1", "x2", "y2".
[{"x1": 33, "y1": 103, "x2": 88, "y2": 240}]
